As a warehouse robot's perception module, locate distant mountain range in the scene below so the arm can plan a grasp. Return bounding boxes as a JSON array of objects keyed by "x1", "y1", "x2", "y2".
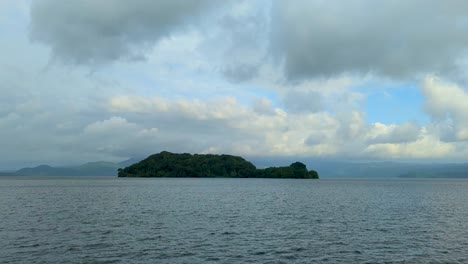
[
  {"x1": 0, "y1": 158, "x2": 142, "y2": 177},
  {"x1": 398, "y1": 164, "x2": 468, "y2": 178},
  {"x1": 250, "y1": 157, "x2": 468, "y2": 179},
  {"x1": 313, "y1": 161, "x2": 468, "y2": 178},
  {"x1": 1, "y1": 156, "x2": 468, "y2": 178}
]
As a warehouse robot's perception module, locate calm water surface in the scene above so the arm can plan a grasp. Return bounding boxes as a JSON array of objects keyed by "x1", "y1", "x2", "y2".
[{"x1": 0, "y1": 177, "x2": 467, "y2": 263}]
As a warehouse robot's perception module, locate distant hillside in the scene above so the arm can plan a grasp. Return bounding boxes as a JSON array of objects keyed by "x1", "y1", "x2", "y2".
[
  {"x1": 2, "y1": 158, "x2": 143, "y2": 177},
  {"x1": 313, "y1": 161, "x2": 426, "y2": 178},
  {"x1": 16, "y1": 165, "x2": 69, "y2": 176},
  {"x1": 0, "y1": 172, "x2": 18, "y2": 176},
  {"x1": 250, "y1": 157, "x2": 468, "y2": 178},
  {"x1": 118, "y1": 151, "x2": 319, "y2": 179},
  {"x1": 118, "y1": 157, "x2": 143, "y2": 168},
  {"x1": 15, "y1": 163, "x2": 119, "y2": 176},
  {"x1": 399, "y1": 163, "x2": 468, "y2": 178},
  {"x1": 3, "y1": 156, "x2": 467, "y2": 178},
  {"x1": 314, "y1": 162, "x2": 468, "y2": 178}
]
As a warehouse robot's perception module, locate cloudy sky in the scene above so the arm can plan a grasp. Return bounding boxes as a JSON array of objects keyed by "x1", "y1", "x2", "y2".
[{"x1": 2, "y1": 0, "x2": 468, "y2": 169}]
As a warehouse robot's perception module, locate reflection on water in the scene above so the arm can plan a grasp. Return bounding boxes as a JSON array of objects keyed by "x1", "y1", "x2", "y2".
[{"x1": 0, "y1": 177, "x2": 467, "y2": 263}]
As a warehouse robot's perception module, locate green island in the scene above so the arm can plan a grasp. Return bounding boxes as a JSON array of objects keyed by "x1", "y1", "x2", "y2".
[{"x1": 118, "y1": 151, "x2": 319, "y2": 179}]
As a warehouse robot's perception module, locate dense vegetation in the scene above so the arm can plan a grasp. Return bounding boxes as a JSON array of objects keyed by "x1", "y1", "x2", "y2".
[
  {"x1": 256, "y1": 161, "x2": 319, "y2": 179},
  {"x1": 118, "y1": 151, "x2": 319, "y2": 179}
]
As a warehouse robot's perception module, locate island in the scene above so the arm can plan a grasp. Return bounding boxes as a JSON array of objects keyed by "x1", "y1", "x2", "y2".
[{"x1": 118, "y1": 151, "x2": 319, "y2": 179}]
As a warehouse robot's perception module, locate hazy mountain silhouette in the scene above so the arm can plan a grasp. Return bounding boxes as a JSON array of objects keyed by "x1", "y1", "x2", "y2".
[
  {"x1": 1, "y1": 158, "x2": 144, "y2": 176},
  {"x1": 1, "y1": 157, "x2": 467, "y2": 178},
  {"x1": 250, "y1": 157, "x2": 468, "y2": 178}
]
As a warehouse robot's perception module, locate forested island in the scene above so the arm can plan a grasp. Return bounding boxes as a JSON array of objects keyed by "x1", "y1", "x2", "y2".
[{"x1": 118, "y1": 151, "x2": 319, "y2": 179}]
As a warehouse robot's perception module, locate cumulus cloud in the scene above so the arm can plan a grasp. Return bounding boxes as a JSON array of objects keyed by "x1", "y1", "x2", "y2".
[
  {"x1": 364, "y1": 134, "x2": 455, "y2": 159},
  {"x1": 367, "y1": 121, "x2": 421, "y2": 144},
  {"x1": 30, "y1": 0, "x2": 220, "y2": 64},
  {"x1": 271, "y1": 0, "x2": 468, "y2": 79},
  {"x1": 107, "y1": 95, "x2": 445, "y2": 160},
  {"x1": 421, "y1": 76, "x2": 468, "y2": 141},
  {"x1": 304, "y1": 131, "x2": 329, "y2": 146},
  {"x1": 0, "y1": 89, "x2": 461, "y2": 169},
  {"x1": 303, "y1": 113, "x2": 426, "y2": 156},
  {"x1": 5, "y1": 0, "x2": 468, "y2": 169},
  {"x1": 81, "y1": 116, "x2": 161, "y2": 155},
  {"x1": 83, "y1": 116, "x2": 136, "y2": 134},
  {"x1": 109, "y1": 95, "x2": 332, "y2": 156},
  {"x1": 252, "y1": 97, "x2": 276, "y2": 115}
]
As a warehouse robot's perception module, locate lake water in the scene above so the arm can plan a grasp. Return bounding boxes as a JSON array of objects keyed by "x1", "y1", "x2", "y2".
[{"x1": 0, "y1": 177, "x2": 467, "y2": 263}]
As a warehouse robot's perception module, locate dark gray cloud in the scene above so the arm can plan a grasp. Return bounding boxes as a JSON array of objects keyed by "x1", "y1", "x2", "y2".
[
  {"x1": 271, "y1": 0, "x2": 468, "y2": 80},
  {"x1": 223, "y1": 64, "x2": 260, "y2": 83},
  {"x1": 29, "y1": 0, "x2": 468, "y2": 80},
  {"x1": 30, "y1": 0, "x2": 219, "y2": 64},
  {"x1": 213, "y1": 2, "x2": 269, "y2": 82}
]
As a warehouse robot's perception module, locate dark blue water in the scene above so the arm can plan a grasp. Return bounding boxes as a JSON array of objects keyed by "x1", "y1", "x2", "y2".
[{"x1": 0, "y1": 177, "x2": 467, "y2": 263}]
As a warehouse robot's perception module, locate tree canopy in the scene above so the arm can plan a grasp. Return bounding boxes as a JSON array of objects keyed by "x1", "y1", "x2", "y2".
[{"x1": 118, "y1": 151, "x2": 319, "y2": 179}]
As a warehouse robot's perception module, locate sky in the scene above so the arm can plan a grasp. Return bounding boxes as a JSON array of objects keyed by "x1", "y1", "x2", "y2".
[{"x1": 2, "y1": 0, "x2": 468, "y2": 169}]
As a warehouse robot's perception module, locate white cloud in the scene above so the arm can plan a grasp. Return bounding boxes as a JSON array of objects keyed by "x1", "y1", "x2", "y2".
[
  {"x1": 364, "y1": 134, "x2": 454, "y2": 159},
  {"x1": 138, "y1": 128, "x2": 159, "y2": 137},
  {"x1": 83, "y1": 116, "x2": 136, "y2": 135},
  {"x1": 421, "y1": 76, "x2": 468, "y2": 141},
  {"x1": 106, "y1": 94, "x2": 456, "y2": 160},
  {"x1": 252, "y1": 97, "x2": 276, "y2": 115},
  {"x1": 367, "y1": 121, "x2": 421, "y2": 144},
  {"x1": 4, "y1": 0, "x2": 468, "y2": 170}
]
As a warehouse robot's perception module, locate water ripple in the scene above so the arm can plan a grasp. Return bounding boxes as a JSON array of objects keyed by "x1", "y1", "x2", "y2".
[{"x1": 0, "y1": 177, "x2": 467, "y2": 263}]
